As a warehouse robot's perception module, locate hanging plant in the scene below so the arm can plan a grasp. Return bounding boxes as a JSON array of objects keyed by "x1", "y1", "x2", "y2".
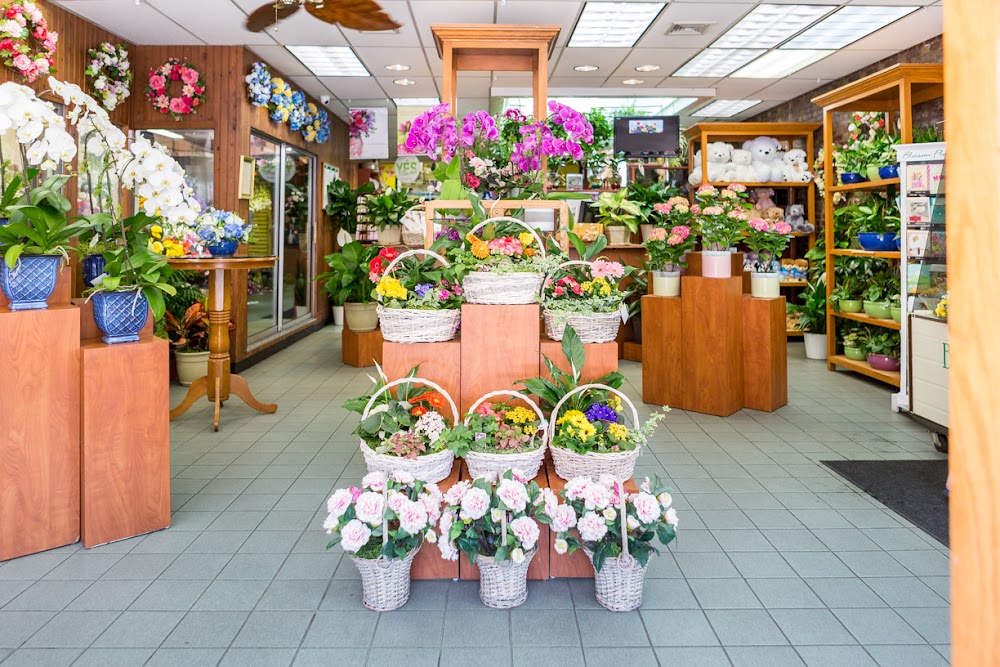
[
  {"x1": 146, "y1": 57, "x2": 206, "y2": 120},
  {"x1": 85, "y1": 42, "x2": 131, "y2": 111},
  {"x1": 0, "y1": 1, "x2": 57, "y2": 83},
  {"x1": 245, "y1": 60, "x2": 270, "y2": 107}
]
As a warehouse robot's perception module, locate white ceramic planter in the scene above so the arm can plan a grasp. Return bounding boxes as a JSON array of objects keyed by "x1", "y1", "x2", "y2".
[
  {"x1": 606, "y1": 226, "x2": 629, "y2": 245},
  {"x1": 332, "y1": 305, "x2": 344, "y2": 326},
  {"x1": 750, "y1": 272, "x2": 781, "y2": 299},
  {"x1": 702, "y1": 250, "x2": 732, "y2": 278},
  {"x1": 175, "y1": 350, "x2": 209, "y2": 387},
  {"x1": 377, "y1": 226, "x2": 402, "y2": 245},
  {"x1": 651, "y1": 270, "x2": 680, "y2": 297},
  {"x1": 345, "y1": 302, "x2": 378, "y2": 332},
  {"x1": 803, "y1": 332, "x2": 828, "y2": 360},
  {"x1": 640, "y1": 224, "x2": 653, "y2": 242}
]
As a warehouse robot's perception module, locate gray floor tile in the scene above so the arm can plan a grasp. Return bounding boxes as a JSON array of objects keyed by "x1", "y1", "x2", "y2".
[
  {"x1": 0, "y1": 611, "x2": 56, "y2": 648},
  {"x1": 805, "y1": 579, "x2": 886, "y2": 608},
  {"x1": 239, "y1": 531, "x2": 302, "y2": 555},
  {"x1": 638, "y1": 578, "x2": 700, "y2": 610},
  {"x1": 584, "y1": 646, "x2": 657, "y2": 666},
  {"x1": 43, "y1": 555, "x2": 122, "y2": 581},
  {"x1": 128, "y1": 530, "x2": 198, "y2": 554},
  {"x1": 185, "y1": 531, "x2": 249, "y2": 554},
  {"x1": 862, "y1": 577, "x2": 949, "y2": 608},
  {"x1": 0, "y1": 648, "x2": 82, "y2": 666},
  {"x1": 24, "y1": 611, "x2": 119, "y2": 648},
  {"x1": 814, "y1": 529, "x2": 880, "y2": 552},
  {"x1": 516, "y1": 580, "x2": 573, "y2": 610},
  {"x1": 65, "y1": 580, "x2": 149, "y2": 612},
  {"x1": 145, "y1": 647, "x2": 226, "y2": 666},
  {"x1": 795, "y1": 645, "x2": 878, "y2": 667},
  {"x1": 371, "y1": 609, "x2": 443, "y2": 648},
  {"x1": 831, "y1": 608, "x2": 927, "y2": 645},
  {"x1": 163, "y1": 611, "x2": 249, "y2": 648},
  {"x1": 576, "y1": 610, "x2": 649, "y2": 646},
  {"x1": 728, "y1": 552, "x2": 797, "y2": 578},
  {"x1": 889, "y1": 550, "x2": 950, "y2": 577},
  {"x1": 92, "y1": 611, "x2": 184, "y2": 648},
  {"x1": 100, "y1": 554, "x2": 177, "y2": 580},
  {"x1": 783, "y1": 553, "x2": 855, "y2": 578},
  {"x1": 726, "y1": 646, "x2": 805, "y2": 666},
  {"x1": 2, "y1": 580, "x2": 90, "y2": 611},
  {"x1": 232, "y1": 610, "x2": 313, "y2": 648},
  {"x1": 689, "y1": 579, "x2": 762, "y2": 609},
  {"x1": 837, "y1": 551, "x2": 913, "y2": 578},
  {"x1": 0, "y1": 580, "x2": 31, "y2": 607},
  {"x1": 762, "y1": 530, "x2": 827, "y2": 552},
  {"x1": 747, "y1": 578, "x2": 823, "y2": 609},
  {"x1": 706, "y1": 609, "x2": 788, "y2": 646},
  {"x1": 510, "y1": 609, "x2": 578, "y2": 646},
  {"x1": 366, "y1": 647, "x2": 439, "y2": 666},
  {"x1": 668, "y1": 529, "x2": 723, "y2": 552},
  {"x1": 711, "y1": 529, "x2": 775, "y2": 552},
  {"x1": 653, "y1": 647, "x2": 730, "y2": 665},
  {"x1": 159, "y1": 553, "x2": 233, "y2": 580},
  {"x1": 318, "y1": 579, "x2": 365, "y2": 610},
  {"x1": 641, "y1": 610, "x2": 719, "y2": 646},
  {"x1": 770, "y1": 608, "x2": 856, "y2": 645},
  {"x1": 293, "y1": 648, "x2": 370, "y2": 666},
  {"x1": 442, "y1": 609, "x2": 509, "y2": 647},
  {"x1": 217, "y1": 553, "x2": 286, "y2": 580},
  {"x1": 72, "y1": 648, "x2": 156, "y2": 667},
  {"x1": 221, "y1": 648, "x2": 297, "y2": 666},
  {"x1": 274, "y1": 554, "x2": 338, "y2": 580},
  {"x1": 512, "y1": 645, "x2": 583, "y2": 666},
  {"x1": 865, "y1": 644, "x2": 949, "y2": 667},
  {"x1": 302, "y1": 610, "x2": 379, "y2": 647},
  {"x1": 895, "y1": 607, "x2": 950, "y2": 644},
  {"x1": 129, "y1": 579, "x2": 211, "y2": 611},
  {"x1": 673, "y1": 552, "x2": 740, "y2": 579}
]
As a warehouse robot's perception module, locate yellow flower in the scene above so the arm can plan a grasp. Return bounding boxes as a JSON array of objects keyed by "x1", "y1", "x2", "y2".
[
  {"x1": 581, "y1": 281, "x2": 593, "y2": 294},
  {"x1": 608, "y1": 423, "x2": 628, "y2": 442},
  {"x1": 471, "y1": 241, "x2": 489, "y2": 259},
  {"x1": 151, "y1": 240, "x2": 164, "y2": 254},
  {"x1": 376, "y1": 276, "x2": 407, "y2": 300},
  {"x1": 150, "y1": 224, "x2": 163, "y2": 239},
  {"x1": 505, "y1": 406, "x2": 535, "y2": 424},
  {"x1": 524, "y1": 424, "x2": 537, "y2": 436},
  {"x1": 579, "y1": 422, "x2": 596, "y2": 440},
  {"x1": 609, "y1": 395, "x2": 623, "y2": 413},
  {"x1": 557, "y1": 409, "x2": 586, "y2": 425},
  {"x1": 519, "y1": 232, "x2": 534, "y2": 247}
]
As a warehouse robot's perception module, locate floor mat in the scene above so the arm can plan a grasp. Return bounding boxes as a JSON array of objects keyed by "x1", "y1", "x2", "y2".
[{"x1": 823, "y1": 459, "x2": 949, "y2": 546}]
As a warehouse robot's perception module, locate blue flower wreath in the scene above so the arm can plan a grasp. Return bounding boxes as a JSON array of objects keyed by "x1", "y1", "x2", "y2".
[
  {"x1": 288, "y1": 90, "x2": 307, "y2": 131},
  {"x1": 268, "y1": 77, "x2": 293, "y2": 123},
  {"x1": 245, "y1": 61, "x2": 271, "y2": 107}
]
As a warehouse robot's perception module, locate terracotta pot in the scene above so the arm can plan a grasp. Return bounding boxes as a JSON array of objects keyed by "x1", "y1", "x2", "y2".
[
  {"x1": 175, "y1": 350, "x2": 209, "y2": 387},
  {"x1": 345, "y1": 302, "x2": 378, "y2": 332}
]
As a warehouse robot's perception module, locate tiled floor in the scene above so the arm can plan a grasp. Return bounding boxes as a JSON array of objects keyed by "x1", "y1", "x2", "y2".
[{"x1": 0, "y1": 326, "x2": 951, "y2": 666}]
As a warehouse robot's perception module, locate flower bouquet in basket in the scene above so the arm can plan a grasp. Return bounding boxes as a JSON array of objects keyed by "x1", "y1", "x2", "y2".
[
  {"x1": 343, "y1": 365, "x2": 460, "y2": 483},
  {"x1": 438, "y1": 391, "x2": 547, "y2": 479},
  {"x1": 545, "y1": 475, "x2": 679, "y2": 612},
  {"x1": 324, "y1": 471, "x2": 444, "y2": 611},
  {"x1": 541, "y1": 231, "x2": 633, "y2": 343},
  {"x1": 374, "y1": 248, "x2": 463, "y2": 344},
  {"x1": 436, "y1": 470, "x2": 546, "y2": 608}
]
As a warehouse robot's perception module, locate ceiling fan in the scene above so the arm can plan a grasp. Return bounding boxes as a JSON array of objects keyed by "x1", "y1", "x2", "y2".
[{"x1": 245, "y1": 0, "x2": 401, "y2": 33}]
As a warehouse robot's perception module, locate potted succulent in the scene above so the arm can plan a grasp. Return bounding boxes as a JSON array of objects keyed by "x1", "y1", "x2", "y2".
[
  {"x1": 195, "y1": 208, "x2": 252, "y2": 257},
  {"x1": 367, "y1": 188, "x2": 416, "y2": 246},
  {"x1": 592, "y1": 190, "x2": 641, "y2": 246},
  {"x1": 789, "y1": 280, "x2": 827, "y2": 360},
  {"x1": 829, "y1": 277, "x2": 863, "y2": 313},
  {"x1": 866, "y1": 331, "x2": 901, "y2": 372},
  {"x1": 165, "y1": 301, "x2": 209, "y2": 385},
  {"x1": 325, "y1": 178, "x2": 376, "y2": 236},
  {"x1": 324, "y1": 471, "x2": 442, "y2": 611},
  {"x1": 842, "y1": 329, "x2": 868, "y2": 361},
  {"x1": 316, "y1": 241, "x2": 383, "y2": 332}
]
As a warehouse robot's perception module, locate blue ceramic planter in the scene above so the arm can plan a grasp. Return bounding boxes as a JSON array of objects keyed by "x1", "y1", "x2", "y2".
[
  {"x1": 840, "y1": 172, "x2": 867, "y2": 185},
  {"x1": 82, "y1": 254, "x2": 107, "y2": 286},
  {"x1": 0, "y1": 255, "x2": 60, "y2": 310},
  {"x1": 858, "y1": 232, "x2": 899, "y2": 252},
  {"x1": 878, "y1": 164, "x2": 899, "y2": 179},
  {"x1": 207, "y1": 240, "x2": 238, "y2": 257},
  {"x1": 0, "y1": 217, "x2": 8, "y2": 226},
  {"x1": 92, "y1": 290, "x2": 149, "y2": 344}
]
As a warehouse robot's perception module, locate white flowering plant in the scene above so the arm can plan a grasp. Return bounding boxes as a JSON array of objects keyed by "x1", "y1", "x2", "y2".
[
  {"x1": 436, "y1": 470, "x2": 546, "y2": 565},
  {"x1": 546, "y1": 475, "x2": 678, "y2": 571},
  {"x1": 85, "y1": 42, "x2": 131, "y2": 112},
  {"x1": 324, "y1": 471, "x2": 444, "y2": 560}
]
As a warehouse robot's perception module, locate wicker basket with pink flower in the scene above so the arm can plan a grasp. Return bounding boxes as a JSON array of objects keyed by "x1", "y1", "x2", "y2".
[
  {"x1": 374, "y1": 249, "x2": 462, "y2": 344},
  {"x1": 540, "y1": 245, "x2": 631, "y2": 343}
]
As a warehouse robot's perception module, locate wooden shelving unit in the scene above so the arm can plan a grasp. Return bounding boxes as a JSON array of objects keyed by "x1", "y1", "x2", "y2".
[
  {"x1": 813, "y1": 63, "x2": 943, "y2": 384},
  {"x1": 684, "y1": 122, "x2": 820, "y2": 338}
]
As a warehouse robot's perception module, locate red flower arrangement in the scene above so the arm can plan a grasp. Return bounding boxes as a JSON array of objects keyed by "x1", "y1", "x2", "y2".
[
  {"x1": 0, "y1": 1, "x2": 57, "y2": 83},
  {"x1": 146, "y1": 57, "x2": 206, "y2": 121},
  {"x1": 367, "y1": 246, "x2": 399, "y2": 283}
]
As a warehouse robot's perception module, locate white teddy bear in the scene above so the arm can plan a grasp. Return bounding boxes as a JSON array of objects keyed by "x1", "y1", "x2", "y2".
[
  {"x1": 688, "y1": 149, "x2": 704, "y2": 186},
  {"x1": 688, "y1": 142, "x2": 733, "y2": 185},
  {"x1": 723, "y1": 148, "x2": 757, "y2": 183},
  {"x1": 782, "y1": 149, "x2": 813, "y2": 183},
  {"x1": 743, "y1": 136, "x2": 784, "y2": 182}
]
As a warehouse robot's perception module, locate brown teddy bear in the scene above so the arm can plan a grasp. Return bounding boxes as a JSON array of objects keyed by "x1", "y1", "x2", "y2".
[{"x1": 763, "y1": 207, "x2": 784, "y2": 223}]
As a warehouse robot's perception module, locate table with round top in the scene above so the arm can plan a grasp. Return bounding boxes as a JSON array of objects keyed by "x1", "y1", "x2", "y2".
[{"x1": 167, "y1": 255, "x2": 278, "y2": 431}]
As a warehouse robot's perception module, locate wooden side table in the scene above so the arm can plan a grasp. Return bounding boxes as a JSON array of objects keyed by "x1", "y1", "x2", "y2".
[{"x1": 167, "y1": 256, "x2": 278, "y2": 431}]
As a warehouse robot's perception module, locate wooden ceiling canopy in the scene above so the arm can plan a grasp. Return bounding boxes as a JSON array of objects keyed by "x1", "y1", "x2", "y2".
[{"x1": 430, "y1": 24, "x2": 561, "y2": 121}]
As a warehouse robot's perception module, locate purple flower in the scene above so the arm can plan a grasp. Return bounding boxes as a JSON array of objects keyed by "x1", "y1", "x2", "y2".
[
  {"x1": 584, "y1": 403, "x2": 618, "y2": 423},
  {"x1": 438, "y1": 290, "x2": 451, "y2": 301},
  {"x1": 415, "y1": 283, "x2": 433, "y2": 297}
]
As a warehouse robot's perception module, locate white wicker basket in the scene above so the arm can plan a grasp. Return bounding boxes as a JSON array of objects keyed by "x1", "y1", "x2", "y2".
[
  {"x1": 548, "y1": 384, "x2": 643, "y2": 481},
  {"x1": 463, "y1": 391, "x2": 547, "y2": 479},
  {"x1": 541, "y1": 260, "x2": 624, "y2": 343},
  {"x1": 462, "y1": 217, "x2": 546, "y2": 305},
  {"x1": 352, "y1": 543, "x2": 420, "y2": 611},
  {"x1": 582, "y1": 481, "x2": 650, "y2": 612},
  {"x1": 359, "y1": 377, "x2": 459, "y2": 483},
  {"x1": 401, "y1": 205, "x2": 426, "y2": 247},
  {"x1": 377, "y1": 249, "x2": 461, "y2": 344},
  {"x1": 476, "y1": 546, "x2": 538, "y2": 608}
]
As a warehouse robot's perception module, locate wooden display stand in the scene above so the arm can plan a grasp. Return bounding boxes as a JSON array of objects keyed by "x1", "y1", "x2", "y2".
[
  {"x1": 641, "y1": 295, "x2": 683, "y2": 407},
  {"x1": 343, "y1": 326, "x2": 383, "y2": 368},
  {"x1": 80, "y1": 336, "x2": 171, "y2": 548},
  {"x1": 742, "y1": 295, "x2": 788, "y2": 412},
  {"x1": 681, "y1": 276, "x2": 745, "y2": 417},
  {"x1": 540, "y1": 340, "x2": 618, "y2": 382},
  {"x1": 460, "y1": 304, "x2": 540, "y2": 413},
  {"x1": 411, "y1": 463, "x2": 461, "y2": 580},
  {"x1": 0, "y1": 307, "x2": 81, "y2": 561},
  {"x1": 382, "y1": 340, "x2": 461, "y2": 410}
]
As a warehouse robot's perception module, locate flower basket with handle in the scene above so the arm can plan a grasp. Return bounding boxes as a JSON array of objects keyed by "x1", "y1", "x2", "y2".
[
  {"x1": 458, "y1": 390, "x2": 548, "y2": 479},
  {"x1": 359, "y1": 377, "x2": 459, "y2": 483},
  {"x1": 376, "y1": 248, "x2": 461, "y2": 344},
  {"x1": 400, "y1": 204, "x2": 427, "y2": 246},
  {"x1": 460, "y1": 216, "x2": 547, "y2": 305},
  {"x1": 541, "y1": 260, "x2": 624, "y2": 344}
]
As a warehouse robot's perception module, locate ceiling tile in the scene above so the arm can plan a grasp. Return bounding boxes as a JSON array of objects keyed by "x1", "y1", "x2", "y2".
[
  {"x1": 602, "y1": 77, "x2": 667, "y2": 89},
  {"x1": 147, "y1": 0, "x2": 272, "y2": 44},
  {"x1": 848, "y1": 6, "x2": 942, "y2": 51},
  {"x1": 549, "y1": 76, "x2": 610, "y2": 88},
  {"x1": 790, "y1": 48, "x2": 899, "y2": 80},
  {"x1": 496, "y1": 1, "x2": 579, "y2": 47},
  {"x1": 609, "y1": 48, "x2": 701, "y2": 77},
  {"x1": 410, "y1": 1, "x2": 496, "y2": 47},
  {"x1": 376, "y1": 76, "x2": 440, "y2": 98},
  {"x1": 319, "y1": 77, "x2": 389, "y2": 100},
  {"x1": 711, "y1": 77, "x2": 777, "y2": 98},
  {"x1": 638, "y1": 3, "x2": 755, "y2": 49},
  {"x1": 53, "y1": 0, "x2": 203, "y2": 44},
  {"x1": 248, "y1": 45, "x2": 312, "y2": 76},
  {"x1": 754, "y1": 78, "x2": 825, "y2": 100},
  {"x1": 354, "y1": 47, "x2": 433, "y2": 77},
  {"x1": 340, "y1": 1, "x2": 421, "y2": 47},
  {"x1": 552, "y1": 48, "x2": 631, "y2": 77}
]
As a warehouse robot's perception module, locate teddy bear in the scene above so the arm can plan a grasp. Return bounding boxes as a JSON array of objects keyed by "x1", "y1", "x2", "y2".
[
  {"x1": 763, "y1": 206, "x2": 784, "y2": 223},
  {"x1": 784, "y1": 203, "x2": 815, "y2": 233},
  {"x1": 723, "y1": 148, "x2": 757, "y2": 183},
  {"x1": 743, "y1": 136, "x2": 784, "y2": 182},
  {"x1": 780, "y1": 258, "x2": 796, "y2": 279},
  {"x1": 794, "y1": 259, "x2": 809, "y2": 280},
  {"x1": 688, "y1": 149, "x2": 704, "y2": 186},
  {"x1": 752, "y1": 187, "x2": 776, "y2": 211},
  {"x1": 782, "y1": 149, "x2": 813, "y2": 183}
]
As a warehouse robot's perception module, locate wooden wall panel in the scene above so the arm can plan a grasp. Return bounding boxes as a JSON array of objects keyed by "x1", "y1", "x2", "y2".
[{"x1": 460, "y1": 305, "x2": 541, "y2": 414}]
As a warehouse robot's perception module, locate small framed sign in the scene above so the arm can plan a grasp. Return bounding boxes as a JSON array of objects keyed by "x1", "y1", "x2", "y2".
[
  {"x1": 565, "y1": 173, "x2": 584, "y2": 190},
  {"x1": 238, "y1": 156, "x2": 255, "y2": 199}
]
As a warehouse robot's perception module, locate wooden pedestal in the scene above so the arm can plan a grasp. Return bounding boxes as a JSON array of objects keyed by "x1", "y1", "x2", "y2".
[
  {"x1": 641, "y1": 295, "x2": 683, "y2": 407},
  {"x1": 343, "y1": 326, "x2": 383, "y2": 368},
  {"x1": 0, "y1": 307, "x2": 81, "y2": 561},
  {"x1": 411, "y1": 462, "x2": 461, "y2": 580},
  {"x1": 457, "y1": 462, "x2": 550, "y2": 581},
  {"x1": 622, "y1": 341, "x2": 642, "y2": 362},
  {"x1": 742, "y1": 296, "x2": 788, "y2": 412},
  {"x1": 681, "y1": 277, "x2": 744, "y2": 417},
  {"x1": 460, "y1": 305, "x2": 540, "y2": 413},
  {"x1": 0, "y1": 262, "x2": 73, "y2": 310},
  {"x1": 540, "y1": 340, "x2": 618, "y2": 382},
  {"x1": 382, "y1": 340, "x2": 461, "y2": 412},
  {"x1": 81, "y1": 337, "x2": 171, "y2": 548}
]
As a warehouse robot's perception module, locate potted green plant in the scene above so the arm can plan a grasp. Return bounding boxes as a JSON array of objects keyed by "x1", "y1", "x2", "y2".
[
  {"x1": 625, "y1": 181, "x2": 676, "y2": 241},
  {"x1": 325, "y1": 179, "x2": 376, "y2": 236},
  {"x1": 842, "y1": 329, "x2": 868, "y2": 361},
  {"x1": 862, "y1": 271, "x2": 897, "y2": 320},
  {"x1": 316, "y1": 241, "x2": 382, "y2": 332},
  {"x1": 829, "y1": 276, "x2": 863, "y2": 313},
  {"x1": 367, "y1": 188, "x2": 416, "y2": 246},
  {"x1": 592, "y1": 190, "x2": 641, "y2": 246},
  {"x1": 165, "y1": 301, "x2": 209, "y2": 385},
  {"x1": 865, "y1": 331, "x2": 901, "y2": 372},
  {"x1": 789, "y1": 280, "x2": 827, "y2": 360},
  {"x1": 889, "y1": 293, "x2": 902, "y2": 323}
]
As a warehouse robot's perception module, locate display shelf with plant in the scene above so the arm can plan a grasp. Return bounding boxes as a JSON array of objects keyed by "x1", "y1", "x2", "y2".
[
  {"x1": 829, "y1": 275, "x2": 863, "y2": 313},
  {"x1": 625, "y1": 181, "x2": 680, "y2": 241},
  {"x1": 789, "y1": 279, "x2": 828, "y2": 360},
  {"x1": 165, "y1": 300, "x2": 210, "y2": 385},
  {"x1": 591, "y1": 190, "x2": 641, "y2": 245},
  {"x1": 366, "y1": 188, "x2": 416, "y2": 245},
  {"x1": 316, "y1": 241, "x2": 384, "y2": 332},
  {"x1": 864, "y1": 330, "x2": 902, "y2": 371},
  {"x1": 325, "y1": 178, "x2": 376, "y2": 235}
]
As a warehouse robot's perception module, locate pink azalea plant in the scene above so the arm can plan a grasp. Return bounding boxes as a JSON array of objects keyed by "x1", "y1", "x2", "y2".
[
  {"x1": 644, "y1": 224, "x2": 695, "y2": 272},
  {"x1": 743, "y1": 216, "x2": 793, "y2": 273},
  {"x1": 694, "y1": 183, "x2": 752, "y2": 251},
  {"x1": 145, "y1": 57, "x2": 205, "y2": 120},
  {"x1": 0, "y1": 1, "x2": 57, "y2": 83}
]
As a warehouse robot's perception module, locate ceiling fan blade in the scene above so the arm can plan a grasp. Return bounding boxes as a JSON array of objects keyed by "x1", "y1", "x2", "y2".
[
  {"x1": 305, "y1": 0, "x2": 402, "y2": 32},
  {"x1": 246, "y1": 2, "x2": 299, "y2": 32}
]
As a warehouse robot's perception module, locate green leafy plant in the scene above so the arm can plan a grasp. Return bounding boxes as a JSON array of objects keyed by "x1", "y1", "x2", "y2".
[
  {"x1": 864, "y1": 270, "x2": 899, "y2": 303},
  {"x1": 788, "y1": 280, "x2": 826, "y2": 333},
  {"x1": 325, "y1": 179, "x2": 376, "y2": 234},
  {"x1": 842, "y1": 329, "x2": 869, "y2": 351},
  {"x1": 913, "y1": 126, "x2": 943, "y2": 143},
  {"x1": 0, "y1": 172, "x2": 90, "y2": 268},
  {"x1": 164, "y1": 302, "x2": 209, "y2": 353},
  {"x1": 829, "y1": 276, "x2": 861, "y2": 312},
  {"x1": 315, "y1": 241, "x2": 380, "y2": 305},
  {"x1": 865, "y1": 331, "x2": 901, "y2": 359},
  {"x1": 592, "y1": 190, "x2": 641, "y2": 232},
  {"x1": 517, "y1": 326, "x2": 624, "y2": 412},
  {"x1": 625, "y1": 181, "x2": 677, "y2": 223},
  {"x1": 366, "y1": 188, "x2": 416, "y2": 231}
]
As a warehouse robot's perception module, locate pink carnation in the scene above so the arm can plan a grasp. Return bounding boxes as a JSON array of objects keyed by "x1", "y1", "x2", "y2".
[
  {"x1": 487, "y1": 236, "x2": 522, "y2": 256},
  {"x1": 590, "y1": 259, "x2": 624, "y2": 280},
  {"x1": 646, "y1": 227, "x2": 667, "y2": 242}
]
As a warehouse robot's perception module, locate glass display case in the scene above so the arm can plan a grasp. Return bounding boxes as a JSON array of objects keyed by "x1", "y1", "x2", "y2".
[{"x1": 895, "y1": 142, "x2": 948, "y2": 439}]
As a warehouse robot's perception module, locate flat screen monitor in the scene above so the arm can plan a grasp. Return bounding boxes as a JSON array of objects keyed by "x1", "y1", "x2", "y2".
[{"x1": 613, "y1": 116, "x2": 680, "y2": 158}]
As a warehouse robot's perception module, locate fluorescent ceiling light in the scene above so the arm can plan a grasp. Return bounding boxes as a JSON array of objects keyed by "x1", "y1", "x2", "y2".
[
  {"x1": 385, "y1": 64, "x2": 410, "y2": 71},
  {"x1": 146, "y1": 129, "x2": 185, "y2": 140},
  {"x1": 286, "y1": 46, "x2": 369, "y2": 77},
  {"x1": 673, "y1": 48, "x2": 765, "y2": 77},
  {"x1": 568, "y1": 2, "x2": 665, "y2": 48},
  {"x1": 692, "y1": 99, "x2": 762, "y2": 118},
  {"x1": 783, "y1": 5, "x2": 919, "y2": 49},
  {"x1": 712, "y1": 4, "x2": 835, "y2": 49},
  {"x1": 393, "y1": 98, "x2": 440, "y2": 107},
  {"x1": 503, "y1": 96, "x2": 697, "y2": 116},
  {"x1": 574, "y1": 65, "x2": 600, "y2": 72},
  {"x1": 731, "y1": 49, "x2": 833, "y2": 78},
  {"x1": 393, "y1": 78, "x2": 415, "y2": 86},
  {"x1": 635, "y1": 64, "x2": 660, "y2": 72},
  {"x1": 622, "y1": 78, "x2": 644, "y2": 85}
]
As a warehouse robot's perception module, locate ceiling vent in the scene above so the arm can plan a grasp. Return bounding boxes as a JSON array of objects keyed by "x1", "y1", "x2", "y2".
[{"x1": 665, "y1": 22, "x2": 714, "y2": 36}]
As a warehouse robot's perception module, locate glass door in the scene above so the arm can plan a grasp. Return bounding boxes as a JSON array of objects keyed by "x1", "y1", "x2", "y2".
[
  {"x1": 247, "y1": 134, "x2": 280, "y2": 341},
  {"x1": 282, "y1": 146, "x2": 314, "y2": 325}
]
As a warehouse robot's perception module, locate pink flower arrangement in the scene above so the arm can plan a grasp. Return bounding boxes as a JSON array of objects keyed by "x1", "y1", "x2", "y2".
[
  {"x1": 645, "y1": 223, "x2": 694, "y2": 271},
  {"x1": 652, "y1": 202, "x2": 671, "y2": 215},
  {"x1": 702, "y1": 205, "x2": 724, "y2": 216},
  {"x1": 0, "y1": 1, "x2": 56, "y2": 83},
  {"x1": 146, "y1": 58, "x2": 205, "y2": 120},
  {"x1": 743, "y1": 216, "x2": 794, "y2": 272},
  {"x1": 590, "y1": 259, "x2": 625, "y2": 280},
  {"x1": 487, "y1": 236, "x2": 523, "y2": 256},
  {"x1": 695, "y1": 182, "x2": 753, "y2": 251},
  {"x1": 727, "y1": 183, "x2": 747, "y2": 193},
  {"x1": 647, "y1": 227, "x2": 667, "y2": 242}
]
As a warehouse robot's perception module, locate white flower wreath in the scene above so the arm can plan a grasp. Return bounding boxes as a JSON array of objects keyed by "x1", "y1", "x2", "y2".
[{"x1": 85, "y1": 42, "x2": 132, "y2": 111}]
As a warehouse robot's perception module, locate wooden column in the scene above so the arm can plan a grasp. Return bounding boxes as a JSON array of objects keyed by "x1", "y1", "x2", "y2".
[
  {"x1": 946, "y1": 0, "x2": 1000, "y2": 662},
  {"x1": 81, "y1": 337, "x2": 171, "y2": 548},
  {"x1": 382, "y1": 340, "x2": 461, "y2": 411},
  {"x1": 460, "y1": 304, "x2": 540, "y2": 413},
  {"x1": 742, "y1": 295, "x2": 787, "y2": 412},
  {"x1": 0, "y1": 307, "x2": 81, "y2": 561},
  {"x1": 342, "y1": 326, "x2": 384, "y2": 368},
  {"x1": 641, "y1": 295, "x2": 683, "y2": 407},
  {"x1": 411, "y1": 463, "x2": 460, "y2": 580},
  {"x1": 680, "y1": 277, "x2": 744, "y2": 416},
  {"x1": 540, "y1": 340, "x2": 618, "y2": 383}
]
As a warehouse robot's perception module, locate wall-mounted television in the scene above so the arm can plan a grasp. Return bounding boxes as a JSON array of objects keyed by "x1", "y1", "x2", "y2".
[{"x1": 613, "y1": 116, "x2": 680, "y2": 158}]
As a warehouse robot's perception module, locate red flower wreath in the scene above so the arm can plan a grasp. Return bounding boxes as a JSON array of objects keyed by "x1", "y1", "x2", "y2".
[
  {"x1": 145, "y1": 57, "x2": 205, "y2": 121},
  {"x1": 0, "y1": 1, "x2": 58, "y2": 83}
]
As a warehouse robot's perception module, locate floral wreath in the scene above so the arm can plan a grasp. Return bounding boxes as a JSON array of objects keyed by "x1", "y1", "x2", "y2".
[
  {"x1": 245, "y1": 61, "x2": 270, "y2": 107},
  {"x1": 302, "y1": 103, "x2": 330, "y2": 143},
  {"x1": 85, "y1": 42, "x2": 131, "y2": 111},
  {"x1": 146, "y1": 57, "x2": 206, "y2": 120},
  {"x1": 288, "y1": 90, "x2": 307, "y2": 131},
  {"x1": 0, "y1": 1, "x2": 58, "y2": 83},
  {"x1": 268, "y1": 76, "x2": 293, "y2": 123}
]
